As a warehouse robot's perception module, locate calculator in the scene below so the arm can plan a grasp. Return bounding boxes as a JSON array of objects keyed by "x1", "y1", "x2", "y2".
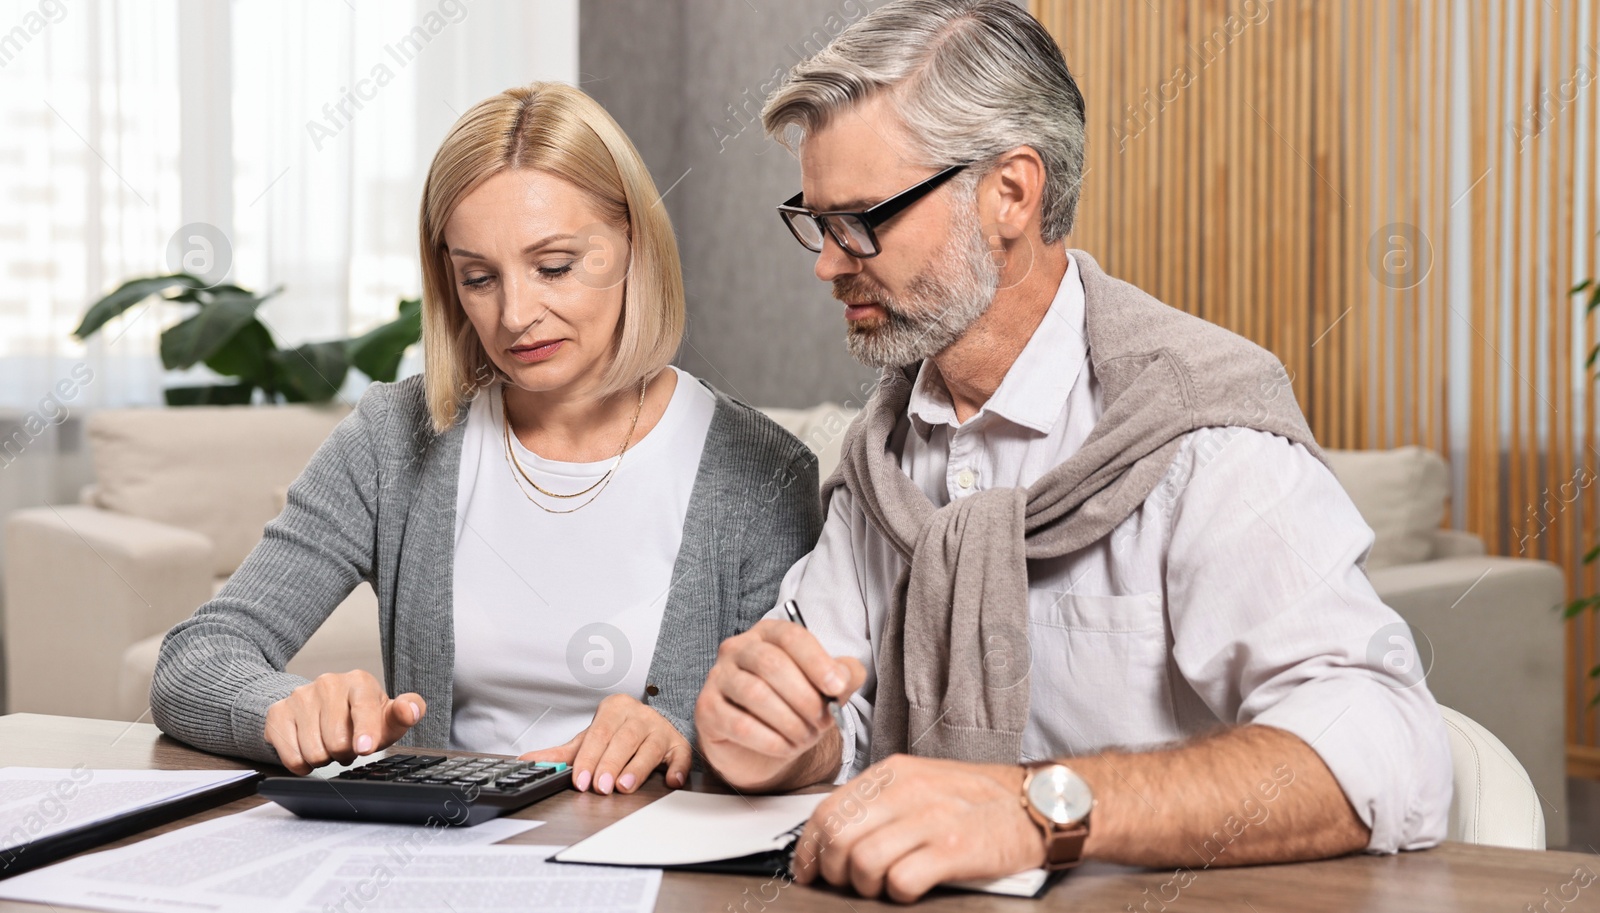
[{"x1": 257, "y1": 753, "x2": 572, "y2": 827}]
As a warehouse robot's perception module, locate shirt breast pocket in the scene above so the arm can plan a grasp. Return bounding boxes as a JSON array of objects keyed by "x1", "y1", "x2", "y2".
[{"x1": 1023, "y1": 590, "x2": 1175, "y2": 758}]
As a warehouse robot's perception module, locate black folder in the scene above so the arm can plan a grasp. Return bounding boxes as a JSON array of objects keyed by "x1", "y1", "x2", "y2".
[{"x1": 0, "y1": 772, "x2": 262, "y2": 880}]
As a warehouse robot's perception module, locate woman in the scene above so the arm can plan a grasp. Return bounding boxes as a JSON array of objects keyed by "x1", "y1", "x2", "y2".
[{"x1": 151, "y1": 82, "x2": 822, "y2": 796}]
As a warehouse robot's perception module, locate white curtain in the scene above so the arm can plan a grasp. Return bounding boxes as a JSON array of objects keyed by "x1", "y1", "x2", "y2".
[
  {"x1": 0, "y1": 0, "x2": 578, "y2": 415},
  {"x1": 229, "y1": 0, "x2": 580, "y2": 398},
  {"x1": 0, "y1": 0, "x2": 181, "y2": 412}
]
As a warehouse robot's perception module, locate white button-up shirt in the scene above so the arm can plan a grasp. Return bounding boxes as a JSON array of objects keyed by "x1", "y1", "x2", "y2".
[{"x1": 772, "y1": 253, "x2": 1452, "y2": 853}]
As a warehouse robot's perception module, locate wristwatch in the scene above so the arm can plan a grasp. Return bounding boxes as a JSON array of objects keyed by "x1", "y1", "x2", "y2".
[{"x1": 1020, "y1": 762, "x2": 1094, "y2": 870}]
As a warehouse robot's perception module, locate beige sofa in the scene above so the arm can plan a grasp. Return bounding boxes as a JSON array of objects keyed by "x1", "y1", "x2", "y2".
[
  {"x1": 1317, "y1": 447, "x2": 1567, "y2": 845},
  {"x1": 1, "y1": 403, "x2": 382, "y2": 725},
  {"x1": 0, "y1": 401, "x2": 1567, "y2": 843}
]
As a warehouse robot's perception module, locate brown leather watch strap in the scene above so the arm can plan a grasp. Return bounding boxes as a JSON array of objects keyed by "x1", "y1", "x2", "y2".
[
  {"x1": 1021, "y1": 763, "x2": 1092, "y2": 871},
  {"x1": 1041, "y1": 820, "x2": 1089, "y2": 871}
]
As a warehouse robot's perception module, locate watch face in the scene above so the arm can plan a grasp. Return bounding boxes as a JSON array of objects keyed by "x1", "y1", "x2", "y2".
[{"x1": 1028, "y1": 765, "x2": 1094, "y2": 826}]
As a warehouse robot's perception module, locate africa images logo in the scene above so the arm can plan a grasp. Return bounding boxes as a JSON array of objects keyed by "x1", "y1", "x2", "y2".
[{"x1": 566, "y1": 623, "x2": 632, "y2": 690}]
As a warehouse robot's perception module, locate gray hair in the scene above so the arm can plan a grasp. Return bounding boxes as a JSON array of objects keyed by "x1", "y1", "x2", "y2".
[{"x1": 762, "y1": 0, "x2": 1086, "y2": 243}]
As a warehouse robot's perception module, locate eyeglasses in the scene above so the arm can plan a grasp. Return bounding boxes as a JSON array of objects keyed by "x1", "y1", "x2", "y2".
[{"x1": 777, "y1": 162, "x2": 969, "y2": 258}]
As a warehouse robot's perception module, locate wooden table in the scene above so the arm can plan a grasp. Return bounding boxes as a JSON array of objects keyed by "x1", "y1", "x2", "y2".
[{"x1": 0, "y1": 712, "x2": 1594, "y2": 912}]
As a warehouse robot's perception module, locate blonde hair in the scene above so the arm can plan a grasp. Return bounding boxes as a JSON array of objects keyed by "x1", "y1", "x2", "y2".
[{"x1": 418, "y1": 82, "x2": 685, "y2": 432}]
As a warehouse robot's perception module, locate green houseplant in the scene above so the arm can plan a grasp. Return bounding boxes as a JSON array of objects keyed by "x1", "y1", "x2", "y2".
[{"x1": 74, "y1": 274, "x2": 422, "y2": 406}]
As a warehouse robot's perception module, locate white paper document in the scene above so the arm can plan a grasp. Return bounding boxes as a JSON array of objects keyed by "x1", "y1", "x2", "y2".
[
  {"x1": 0, "y1": 767, "x2": 257, "y2": 856},
  {"x1": 286, "y1": 845, "x2": 661, "y2": 913},
  {"x1": 554, "y1": 790, "x2": 826, "y2": 867},
  {"x1": 0, "y1": 803, "x2": 541, "y2": 913},
  {"x1": 946, "y1": 868, "x2": 1053, "y2": 897}
]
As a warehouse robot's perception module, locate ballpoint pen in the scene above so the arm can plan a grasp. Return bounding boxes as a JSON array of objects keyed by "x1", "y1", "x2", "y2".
[{"x1": 781, "y1": 599, "x2": 849, "y2": 732}]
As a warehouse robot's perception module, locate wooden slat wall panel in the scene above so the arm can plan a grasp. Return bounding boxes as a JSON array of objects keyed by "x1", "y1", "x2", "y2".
[
  {"x1": 1034, "y1": 0, "x2": 1600, "y2": 757},
  {"x1": 1577, "y1": 0, "x2": 1594, "y2": 748}
]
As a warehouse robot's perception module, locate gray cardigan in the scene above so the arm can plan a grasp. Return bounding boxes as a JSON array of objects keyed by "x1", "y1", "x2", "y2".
[{"x1": 150, "y1": 373, "x2": 823, "y2": 765}]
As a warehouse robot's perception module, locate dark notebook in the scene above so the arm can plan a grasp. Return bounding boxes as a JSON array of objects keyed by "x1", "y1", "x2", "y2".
[{"x1": 0, "y1": 768, "x2": 262, "y2": 880}]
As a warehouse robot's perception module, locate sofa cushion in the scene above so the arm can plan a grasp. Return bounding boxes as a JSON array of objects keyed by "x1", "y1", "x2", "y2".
[
  {"x1": 1322, "y1": 446, "x2": 1450, "y2": 569},
  {"x1": 759, "y1": 403, "x2": 860, "y2": 481},
  {"x1": 117, "y1": 580, "x2": 384, "y2": 721},
  {"x1": 88, "y1": 404, "x2": 351, "y2": 577}
]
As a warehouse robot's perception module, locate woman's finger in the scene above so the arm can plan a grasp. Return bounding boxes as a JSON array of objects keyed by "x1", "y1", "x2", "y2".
[
  {"x1": 264, "y1": 706, "x2": 309, "y2": 775},
  {"x1": 346, "y1": 676, "x2": 389, "y2": 757},
  {"x1": 571, "y1": 698, "x2": 630, "y2": 791},
  {"x1": 614, "y1": 731, "x2": 672, "y2": 793},
  {"x1": 519, "y1": 730, "x2": 583, "y2": 765},
  {"x1": 321, "y1": 684, "x2": 367, "y2": 764},
  {"x1": 293, "y1": 698, "x2": 332, "y2": 770},
  {"x1": 589, "y1": 720, "x2": 650, "y2": 795},
  {"x1": 661, "y1": 738, "x2": 691, "y2": 788},
  {"x1": 380, "y1": 692, "x2": 426, "y2": 747}
]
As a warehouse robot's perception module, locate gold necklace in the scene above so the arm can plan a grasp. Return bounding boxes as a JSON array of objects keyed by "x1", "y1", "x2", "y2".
[{"x1": 501, "y1": 378, "x2": 648, "y2": 514}]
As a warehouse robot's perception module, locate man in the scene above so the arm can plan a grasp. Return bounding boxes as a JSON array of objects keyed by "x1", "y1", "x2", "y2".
[{"x1": 694, "y1": 0, "x2": 1452, "y2": 903}]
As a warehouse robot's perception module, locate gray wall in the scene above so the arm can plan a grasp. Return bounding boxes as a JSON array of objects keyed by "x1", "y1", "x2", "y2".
[{"x1": 579, "y1": 0, "x2": 884, "y2": 408}]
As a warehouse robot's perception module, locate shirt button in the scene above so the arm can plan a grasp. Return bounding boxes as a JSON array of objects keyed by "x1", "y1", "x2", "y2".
[
  {"x1": 956, "y1": 469, "x2": 976, "y2": 490},
  {"x1": 645, "y1": 684, "x2": 660, "y2": 697}
]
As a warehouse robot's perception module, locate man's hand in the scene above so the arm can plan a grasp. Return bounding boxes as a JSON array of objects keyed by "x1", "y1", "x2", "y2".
[
  {"x1": 695, "y1": 619, "x2": 866, "y2": 791},
  {"x1": 265, "y1": 670, "x2": 426, "y2": 775},
  {"x1": 792, "y1": 755, "x2": 1045, "y2": 903},
  {"x1": 519, "y1": 694, "x2": 690, "y2": 794}
]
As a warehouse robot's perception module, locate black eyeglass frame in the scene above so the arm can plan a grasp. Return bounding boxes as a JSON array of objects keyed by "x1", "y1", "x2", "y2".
[{"x1": 777, "y1": 162, "x2": 970, "y2": 258}]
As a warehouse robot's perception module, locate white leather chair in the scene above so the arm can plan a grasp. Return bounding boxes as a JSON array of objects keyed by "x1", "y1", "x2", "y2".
[{"x1": 1441, "y1": 705, "x2": 1545, "y2": 849}]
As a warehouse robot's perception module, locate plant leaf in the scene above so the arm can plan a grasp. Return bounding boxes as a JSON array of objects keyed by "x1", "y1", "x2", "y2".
[
  {"x1": 202, "y1": 319, "x2": 278, "y2": 389},
  {"x1": 1588, "y1": 287, "x2": 1600, "y2": 315},
  {"x1": 271, "y1": 341, "x2": 349, "y2": 403},
  {"x1": 163, "y1": 382, "x2": 256, "y2": 406},
  {"x1": 159, "y1": 292, "x2": 265, "y2": 370},
  {"x1": 74, "y1": 274, "x2": 203, "y2": 339},
  {"x1": 169, "y1": 282, "x2": 262, "y2": 305},
  {"x1": 1576, "y1": 279, "x2": 1595, "y2": 295},
  {"x1": 1564, "y1": 597, "x2": 1598, "y2": 619},
  {"x1": 1585, "y1": 543, "x2": 1600, "y2": 564},
  {"x1": 347, "y1": 298, "x2": 423, "y2": 383}
]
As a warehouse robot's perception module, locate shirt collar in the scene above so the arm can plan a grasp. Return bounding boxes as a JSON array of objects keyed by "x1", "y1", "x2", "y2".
[{"x1": 907, "y1": 252, "x2": 1087, "y2": 435}]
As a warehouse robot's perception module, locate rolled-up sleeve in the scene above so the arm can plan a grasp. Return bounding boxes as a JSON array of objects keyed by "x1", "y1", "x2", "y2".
[{"x1": 1165, "y1": 428, "x2": 1453, "y2": 853}]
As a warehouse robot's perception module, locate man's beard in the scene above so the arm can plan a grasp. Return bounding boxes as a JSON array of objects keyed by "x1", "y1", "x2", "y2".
[{"x1": 836, "y1": 202, "x2": 1000, "y2": 368}]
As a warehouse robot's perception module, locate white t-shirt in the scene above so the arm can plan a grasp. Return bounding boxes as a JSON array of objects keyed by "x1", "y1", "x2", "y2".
[{"x1": 449, "y1": 366, "x2": 715, "y2": 755}]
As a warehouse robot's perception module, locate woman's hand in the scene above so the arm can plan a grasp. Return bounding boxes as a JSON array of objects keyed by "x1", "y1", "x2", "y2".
[
  {"x1": 519, "y1": 693, "x2": 691, "y2": 794},
  {"x1": 264, "y1": 670, "x2": 427, "y2": 775}
]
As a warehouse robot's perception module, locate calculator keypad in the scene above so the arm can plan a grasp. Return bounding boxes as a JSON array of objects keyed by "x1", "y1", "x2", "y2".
[{"x1": 336, "y1": 753, "x2": 568, "y2": 793}]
